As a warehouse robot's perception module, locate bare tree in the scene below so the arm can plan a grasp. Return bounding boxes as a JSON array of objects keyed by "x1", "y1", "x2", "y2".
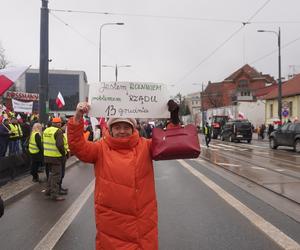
[
  {"x1": 205, "y1": 91, "x2": 224, "y2": 108},
  {"x1": 0, "y1": 42, "x2": 9, "y2": 69},
  {"x1": 173, "y1": 93, "x2": 190, "y2": 116}
]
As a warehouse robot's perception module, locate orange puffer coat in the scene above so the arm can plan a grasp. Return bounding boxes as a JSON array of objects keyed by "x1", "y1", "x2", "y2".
[{"x1": 67, "y1": 118, "x2": 158, "y2": 250}]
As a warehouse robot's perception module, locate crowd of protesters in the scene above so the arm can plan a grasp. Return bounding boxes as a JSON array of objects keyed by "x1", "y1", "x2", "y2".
[
  {"x1": 0, "y1": 110, "x2": 71, "y2": 201},
  {"x1": 0, "y1": 107, "x2": 173, "y2": 202}
]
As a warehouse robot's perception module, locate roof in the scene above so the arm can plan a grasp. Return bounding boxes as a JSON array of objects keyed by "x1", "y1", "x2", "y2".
[
  {"x1": 264, "y1": 74, "x2": 300, "y2": 100},
  {"x1": 224, "y1": 64, "x2": 274, "y2": 82},
  {"x1": 254, "y1": 84, "x2": 277, "y2": 98},
  {"x1": 205, "y1": 81, "x2": 226, "y2": 93},
  {"x1": 225, "y1": 64, "x2": 260, "y2": 80}
]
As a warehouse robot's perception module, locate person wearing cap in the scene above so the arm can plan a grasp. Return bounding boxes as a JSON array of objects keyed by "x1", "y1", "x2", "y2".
[
  {"x1": 43, "y1": 117, "x2": 67, "y2": 201},
  {"x1": 67, "y1": 101, "x2": 180, "y2": 250}
]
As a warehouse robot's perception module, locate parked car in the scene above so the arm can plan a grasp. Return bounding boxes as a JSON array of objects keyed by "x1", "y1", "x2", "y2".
[
  {"x1": 211, "y1": 115, "x2": 229, "y2": 139},
  {"x1": 269, "y1": 123, "x2": 300, "y2": 152},
  {"x1": 220, "y1": 119, "x2": 252, "y2": 143}
]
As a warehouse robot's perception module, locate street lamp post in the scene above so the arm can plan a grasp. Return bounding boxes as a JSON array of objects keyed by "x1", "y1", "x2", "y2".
[
  {"x1": 102, "y1": 64, "x2": 131, "y2": 82},
  {"x1": 99, "y1": 22, "x2": 124, "y2": 82},
  {"x1": 257, "y1": 27, "x2": 282, "y2": 122}
]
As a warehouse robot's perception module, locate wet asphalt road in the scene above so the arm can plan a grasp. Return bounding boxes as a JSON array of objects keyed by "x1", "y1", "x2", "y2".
[
  {"x1": 201, "y1": 136, "x2": 300, "y2": 203},
  {"x1": 1, "y1": 139, "x2": 300, "y2": 250}
]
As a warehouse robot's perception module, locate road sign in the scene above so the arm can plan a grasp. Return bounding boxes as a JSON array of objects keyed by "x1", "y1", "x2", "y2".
[{"x1": 282, "y1": 110, "x2": 289, "y2": 117}]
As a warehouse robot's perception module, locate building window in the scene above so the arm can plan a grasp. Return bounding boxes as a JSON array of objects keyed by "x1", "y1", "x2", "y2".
[
  {"x1": 289, "y1": 101, "x2": 293, "y2": 116},
  {"x1": 238, "y1": 79, "x2": 249, "y2": 88},
  {"x1": 270, "y1": 104, "x2": 273, "y2": 118}
]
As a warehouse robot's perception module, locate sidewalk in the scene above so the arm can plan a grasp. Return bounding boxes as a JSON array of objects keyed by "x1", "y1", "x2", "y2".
[{"x1": 0, "y1": 156, "x2": 79, "y2": 204}]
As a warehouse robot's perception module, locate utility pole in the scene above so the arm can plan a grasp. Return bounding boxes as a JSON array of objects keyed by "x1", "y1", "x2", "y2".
[
  {"x1": 278, "y1": 27, "x2": 282, "y2": 123},
  {"x1": 39, "y1": 0, "x2": 49, "y2": 125},
  {"x1": 201, "y1": 83, "x2": 205, "y2": 130},
  {"x1": 102, "y1": 64, "x2": 131, "y2": 82}
]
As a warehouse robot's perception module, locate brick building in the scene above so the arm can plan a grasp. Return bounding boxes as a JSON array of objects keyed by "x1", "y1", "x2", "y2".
[{"x1": 202, "y1": 64, "x2": 277, "y2": 110}]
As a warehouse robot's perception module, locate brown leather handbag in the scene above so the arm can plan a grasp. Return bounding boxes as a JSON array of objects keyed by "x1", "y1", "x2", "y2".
[{"x1": 151, "y1": 124, "x2": 201, "y2": 160}]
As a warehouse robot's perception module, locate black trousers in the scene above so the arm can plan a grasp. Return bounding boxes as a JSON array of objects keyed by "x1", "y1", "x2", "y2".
[
  {"x1": 59, "y1": 157, "x2": 66, "y2": 187},
  {"x1": 31, "y1": 160, "x2": 42, "y2": 179},
  {"x1": 205, "y1": 135, "x2": 211, "y2": 147}
]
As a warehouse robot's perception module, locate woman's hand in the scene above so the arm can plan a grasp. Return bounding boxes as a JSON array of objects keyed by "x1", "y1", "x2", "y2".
[{"x1": 75, "y1": 102, "x2": 90, "y2": 122}]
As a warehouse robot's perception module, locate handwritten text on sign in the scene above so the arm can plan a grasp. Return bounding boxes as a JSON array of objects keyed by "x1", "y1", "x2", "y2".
[{"x1": 88, "y1": 82, "x2": 170, "y2": 118}]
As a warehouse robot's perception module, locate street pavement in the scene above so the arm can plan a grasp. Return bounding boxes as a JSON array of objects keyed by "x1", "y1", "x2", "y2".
[
  {"x1": 199, "y1": 135, "x2": 300, "y2": 204},
  {"x1": 0, "y1": 138, "x2": 300, "y2": 249},
  {"x1": 0, "y1": 156, "x2": 79, "y2": 203}
]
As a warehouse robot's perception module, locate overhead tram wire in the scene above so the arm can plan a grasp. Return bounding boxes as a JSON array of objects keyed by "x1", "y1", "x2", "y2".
[
  {"x1": 251, "y1": 35, "x2": 300, "y2": 64},
  {"x1": 49, "y1": 12, "x2": 145, "y2": 81},
  {"x1": 173, "y1": 0, "x2": 272, "y2": 86},
  {"x1": 174, "y1": 25, "x2": 245, "y2": 85},
  {"x1": 50, "y1": 9, "x2": 243, "y2": 24},
  {"x1": 50, "y1": 9, "x2": 300, "y2": 25},
  {"x1": 50, "y1": 12, "x2": 97, "y2": 47}
]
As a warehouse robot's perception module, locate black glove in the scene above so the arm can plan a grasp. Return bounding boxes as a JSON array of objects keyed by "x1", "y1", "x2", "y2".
[
  {"x1": 0, "y1": 195, "x2": 4, "y2": 218},
  {"x1": 167, "y1": 100, "x2": 180, "y2": 125}
]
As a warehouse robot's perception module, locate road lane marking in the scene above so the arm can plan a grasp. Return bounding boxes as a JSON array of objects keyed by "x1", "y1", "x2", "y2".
[
  {"x1": 209, "y1": 144, "x2": 223, "y2": 149},
  {"x1": 177, "y1": 160, "x2": 300, "y2": 250},
  {"x1": 200, "y1": 144, "x2": 218, "y2": 151},
  {"x1": 251, "y1": 166, "x2": 266, "y2": 170},
  {"x1": 217, "y1": 162, "x2": 241, "y2": 167},
  {"x1": 217, "y1": 143, "x2": 248, "y2": 151},
  {"x1": 34, "y1": 179, "x2": 95, "y2": 250}
]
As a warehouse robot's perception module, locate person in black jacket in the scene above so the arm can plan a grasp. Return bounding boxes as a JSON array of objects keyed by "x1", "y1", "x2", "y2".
[{"x1": 28, "y1": 123, "x2": 44, "y2": 182}]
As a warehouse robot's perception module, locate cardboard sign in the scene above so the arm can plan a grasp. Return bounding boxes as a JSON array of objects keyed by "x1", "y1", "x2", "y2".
[{"x1": 88, "y1": 82, "x2": 170, "y2": 118}]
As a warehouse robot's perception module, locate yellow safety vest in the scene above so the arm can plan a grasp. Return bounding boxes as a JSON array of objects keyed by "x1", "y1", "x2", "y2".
[
  {"x1": 63, "y1": 133, "x2": 69, "y2": 155},
  {"x1": 29, "y1": 131, "x2": 40, "y2": 154},
  {"x1": 9, "y1": 124, "x2": 23, "y2": 139},
  {"x1": 204, "y1": 126, "x2": 208, "y2": 135},
  {"x1": 43, "y1": 127, "x2": 62, "y2": 157}
]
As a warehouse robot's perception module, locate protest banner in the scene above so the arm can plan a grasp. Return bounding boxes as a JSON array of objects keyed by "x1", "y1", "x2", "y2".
[
  {"x1": 12, "y1": 99, "x2": 33, "y2": 113},
  {"x1": 88, "y1": 82, "x2": 170, "y2": 118}
]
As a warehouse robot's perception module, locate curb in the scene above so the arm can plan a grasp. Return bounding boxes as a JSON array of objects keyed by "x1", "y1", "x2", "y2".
[{"x1": 0, "y1": 156, "x2": 80, "y2": 206}]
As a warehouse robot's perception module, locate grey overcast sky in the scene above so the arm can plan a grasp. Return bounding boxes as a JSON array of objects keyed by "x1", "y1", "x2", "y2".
[{"x1": 1, "y1": 0, "x2": 300, "y2": 95}]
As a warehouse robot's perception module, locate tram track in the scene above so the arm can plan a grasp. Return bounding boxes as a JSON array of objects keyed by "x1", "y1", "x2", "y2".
[
  {"x1": 211, "y1": 141, "x2": 300, "y2": 171},
  {"x1": 201, "y1": 143, "x2": 300, "y2": 181}
]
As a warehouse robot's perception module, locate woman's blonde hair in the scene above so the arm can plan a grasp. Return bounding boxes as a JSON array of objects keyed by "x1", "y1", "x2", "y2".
[{"x1": 31, "y1": 122, "x2": 42, "y2": 135}]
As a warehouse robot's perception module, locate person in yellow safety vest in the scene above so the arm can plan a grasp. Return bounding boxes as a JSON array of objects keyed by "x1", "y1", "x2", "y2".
[
  {"x1": 204, "y1": 122, "x2": 211, "y2": 147},
  {"x1": 58, "y1": 123, "x2": 70, "y2": 194},
  {"x1": 8, "y1": 117, "x2": 23, "y2": 155},
  {"x1": 28, "y1": 123, "x2": 44, "y2": 182},
  {"x1": 43, "y1": 117, "x2": 67, "y2": 201}
]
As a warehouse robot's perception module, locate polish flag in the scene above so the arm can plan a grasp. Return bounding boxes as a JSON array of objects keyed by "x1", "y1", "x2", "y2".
[
  {"x1": 56, "y1": 91, "x2": 65, "y2": 109},
  {"x1": 0, "y1": 66, "x2": 30, "y2": 96},
  {"x1": 238, "y1": 111, "x2": 246, "y2": 120}
]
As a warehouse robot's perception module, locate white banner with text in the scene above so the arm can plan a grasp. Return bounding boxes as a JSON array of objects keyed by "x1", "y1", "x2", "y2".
[
  {"x1": 88, "y1": 82, "x2": 170, "y2": 118},
  {"x1": 12, "y1": 99, "x2": 33, "y2": 113}
]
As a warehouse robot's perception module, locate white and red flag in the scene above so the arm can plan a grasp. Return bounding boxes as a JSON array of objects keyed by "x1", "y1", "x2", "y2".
[
  {"x1": 238, "y1": 111, "x2": 246, "y2": 120},
  {"x1": 56, "y1": 91, "x2": 65, "y2": 109},
  {"x1": 0, "y1": 66, "x2": 30, "y2": 96}
]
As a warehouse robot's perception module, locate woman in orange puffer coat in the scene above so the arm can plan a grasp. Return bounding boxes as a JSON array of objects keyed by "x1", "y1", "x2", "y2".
[{"x1": 67, "y1": 101, "x2": 179, "y2": 250}]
